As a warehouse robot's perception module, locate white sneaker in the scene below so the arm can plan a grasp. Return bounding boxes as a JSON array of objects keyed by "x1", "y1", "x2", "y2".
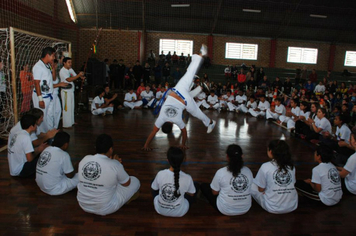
[
  {"x1": 200, "y1": 44, "x2": 208, "y2": 57},
  {"x1": 207, "y1": 120, "x2": 216, "y2": 133}
]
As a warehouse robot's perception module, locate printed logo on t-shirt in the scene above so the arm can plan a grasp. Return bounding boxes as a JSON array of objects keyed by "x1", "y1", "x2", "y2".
[
  {"x1": 328, "y1": 168, "x2": 341, "y2": 185},
  {"x1": 38, "y1": 151, "x2": 51, "y2": 168},
  {"x1": 164, "y1": 106, "x2": 178, "y2": 118},
  {"x1": 82, "y1": 161, "x2": 101, "y2": 181},
  {"x1": 273, "y1": 169, "x2": 292, "y2": 187},
  {"x1": 230, "y1": 174, "x2": 249, "y2": 193},
  {"x1": 161, "y1": 183, "x2": 178, "y2": 203},
  {"x1": 9, "y1": 134, "x2": 17, "y2": 148}
]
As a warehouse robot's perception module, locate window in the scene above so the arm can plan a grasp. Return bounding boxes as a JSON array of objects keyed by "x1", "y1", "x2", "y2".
[
  {"x1": 159, "y1": 39, "x2": 193, "y2": 56},
  {"x1": 287, "y1": 47, "x2": 318, "y2": 64},
  {"x1": 344, "y1": 51, "x2": 356, "y2": 67},
  {"x1": 225, "y1": 43, "x2": 258, "y2": 60}
]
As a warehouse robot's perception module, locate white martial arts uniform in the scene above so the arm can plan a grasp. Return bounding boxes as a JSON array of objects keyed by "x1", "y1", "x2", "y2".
[
  {"x1": 59, "y1": 67, "x2": 76, "y2": 128},
  {"x1": 311, "y1": 162, "x2": 342, "y2": 206},
  {"x1": 32, "y1": 59, "x2": 54, "y2": 134},
  {"x1": 52, "y1": 78, "x2": 62, "y2": 129},
  {"x1": 156, "y1": 90, "x2": 165, "y2": 100},
  {"x1": 9, "y1": 121, "x2": 38, "y2": 144},
  {"x1": 77, "y1": 154, "x2": 140, "y2": 216},
  {"x1": 140, "y1": 90, "x2": 156, "y2": 107},
  {"x1": 124, "y1": 92, "x2": 143, "y2": 109},
  {"x1": 266, "y1": 104, "x2": 286, "y2": 120},
  {"x1": 240, "y1": 101, "x2": 257, "y2": 113},
  {"x1": 7, "y1": 130, "x2": 34, "y2": 176},
  {"x1": 151, "y1": 169, "x2": 196, "y2": 217},
  {"x1": 229, "y1": 94, "x2": 247, "y2": 112},
  {"x1": 249, "y1": 100, "x2": 270, "y2": 117},
  {"x1": 251, "y1": 161, "x2": 298, "y2": 214},
  {"x1": 156, "y1": 54, "x2": 211, "y2": 128},
  {"x1": 195, "y1": 91, "x2": 208, "y2": 108},
  {"x1": 36, "y1": 146, "x2": 79, "y2": 195},
  {"x1": 287, "y1": 111, "x2": 310, "y2": 130},
  {"x1": 203, "y1": 94, "x2": 219, "y2": 109},
  {"x1": 315, "y1": 117, "x2": 332, "y2": 134},
  {"x1": 279, "y1": 106, "x2": 301, "y2": 128},
  {"x1": 210, "y1": 166, "x2": 253, "y2": 216},
  {"x1": 335, "y1": 124, "x2": 351, "y2": 144},
  {"x1": 91, "y1": 96, "x2": 114, "y2": 115}
]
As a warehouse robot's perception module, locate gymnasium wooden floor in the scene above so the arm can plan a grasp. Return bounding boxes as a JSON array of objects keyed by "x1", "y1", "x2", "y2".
[{"x1": 1, "y1": 109, "x2": 356, "y2": 235}]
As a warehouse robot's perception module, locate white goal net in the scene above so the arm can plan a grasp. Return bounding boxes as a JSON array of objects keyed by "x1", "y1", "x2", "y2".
[{"x1": 0, "y1": 27, "x2": 71, "y2": 139}]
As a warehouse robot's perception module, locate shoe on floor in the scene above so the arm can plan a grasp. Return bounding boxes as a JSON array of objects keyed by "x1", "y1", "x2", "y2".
[{"x1": 207, "y1": 120, "x2": 216, "y2": 133}]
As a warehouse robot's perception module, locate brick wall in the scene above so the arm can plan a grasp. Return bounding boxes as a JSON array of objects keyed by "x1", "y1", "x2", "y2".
[{"x1": 78, "y1": 29, "x2": 140, "y2": 70}]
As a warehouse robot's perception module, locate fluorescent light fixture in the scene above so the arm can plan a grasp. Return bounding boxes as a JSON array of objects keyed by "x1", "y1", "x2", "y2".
[
  {"x1": 310, "y1": 14, "x2": 327, "y2": 18},
  {"x1": 66, "y1": 0, "x2": 77, "y2": 23},
  {"x1": 171, "y1": 4, "x2": 190, "y2": 7},
  {"x1": 243, "y1": 9, "x2": 261, "y2": 13}
]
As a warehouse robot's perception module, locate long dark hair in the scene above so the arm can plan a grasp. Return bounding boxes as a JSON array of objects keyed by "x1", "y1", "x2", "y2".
[
  {"x1": 167, "y1": 147, "x2": 184, "y2": 198},
  {"x1": 226, "y1": 144, "x2": 244, "y2": 177},
  {"x1": 268, "y1": 140, "x2": 294, "y2": 172}
]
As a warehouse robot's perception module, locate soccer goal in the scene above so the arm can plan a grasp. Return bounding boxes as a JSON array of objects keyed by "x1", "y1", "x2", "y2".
[{"x1": 0, "y1": 27, "x2": 71, "y2": 139}]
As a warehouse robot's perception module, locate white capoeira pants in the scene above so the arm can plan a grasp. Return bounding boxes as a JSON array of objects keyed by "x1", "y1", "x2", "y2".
[
  {"x1": 124, "y1": 101, "x2": 143, "y2": 109},
  {"x1": 202, "y1": 102, "x2": 219, "y2": 110},
  {"x1": 79, "y1": 176, "x2": 140, "y2": 216},
  {"x1": 92, "y1": 107, "x2": 114, "y2": 115},
  {"x1": 266, "y1": 109, "x2": 280, "y2": 120},
  {"x1": 172, "y1": 54, "x2": 211, "y2": 127},
  {"x1": 196, "y1": 100, "x2": 208, "y2": 108},
  {"x1": 249, "y1": 108, "x2": 266, "y2": 117},
  {"x1": 61, "y1": 90, "x2": 75, "y2": 128},
  {"x1": 279, "y1": 115, "x2": 296, "y2": 129},
  {"x1": 32, "y1": 91, "x2": 55, "y2": 134},
  {"x1": 52, "y1": 93, "x2": 61, "y2": 129}
]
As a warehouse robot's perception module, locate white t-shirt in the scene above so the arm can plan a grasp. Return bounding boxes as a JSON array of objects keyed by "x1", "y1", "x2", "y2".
[
  {"x1": 253, "y1": 161, "x2": 298, "y2": 214},
  {"x1": 257, "y1": 100, "x2": 270, "y2": 111},
  {"x1": 196, "y1": 92, "x2": 206, "y2": 101},
  {"x1": 140, "y1": 90, "x2": 154, "y2": 100},
  {"x1": 91, "y1": 96, "x2": 104, "y2": 111},
  {"x1": 235, "y1": 95, "x2": 247, "y2": 104},
  {"x1": 207, "y1": 95, "x2": 219, "y2": 105},
  {"x1": 275, "y1": 104, "x2": 286, "y2": 115},
  {"x1": 155, "y1": 96, "x2": 186, "y2": 129},
  {"x1": 7, "y1": 130, "x2": 34, "y2": 176},
  {"x1": 77, "y1": 154, "x2": 130, "y2": 215},
  {"x1": 59, "y1": 67, "x2": 76, "y2": 92},
  {"x1": 344, "y1": 152, "x2": 356, "y2": 194},
  {"x1": 211, "y1": 166, "x2": 253, "y2": 216},
  {"x1": 336, "y1": 124, "x2": 351, "y2": 144},
  {"x1": 315, "y1": 117, "x2": 332, "y2": 134},
  {"x1": 33, "y1": 59, "x2": 53, "y2": 95},
  {"x1": 151, "y1": 169, "x2": 196, "y2": 217},
  {"x1": 290, "y1": 106, "x2": 301, "y2": 118},
  {"x1": 311, "y1": 162, "x2": 342, "y2": 206},
  {"x1": 246, "y1": 101, "x2": 257, "y2": 109},
  {"x1": 156, "y1": 91, "x2": 165, "y2": 99},
  {"x1": 314, "y1": 84, "x2": 325, "y2": 93},
  {"x1": 36, "y1": 146, "x2": 75, "y2": 195},
  {"x1": 124, "y1": 92, "x2": 138, "y2": 102},
  {"x1": 300, "y1": 110, "x2": 310, "y2": 120},
  {"x1": 9, "y1": 122, "x2": 37, "y2": 143}
]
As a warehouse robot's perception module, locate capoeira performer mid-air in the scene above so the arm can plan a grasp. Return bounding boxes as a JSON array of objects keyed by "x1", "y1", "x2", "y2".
[{"x1": 142, "y1": 45, "x2": 216, "y2": 151}]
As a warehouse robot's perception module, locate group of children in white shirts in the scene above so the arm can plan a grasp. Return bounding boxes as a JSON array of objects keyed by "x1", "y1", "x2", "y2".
[{"x1": 7, "y1": 107, "x2": 356, "y2": 216}]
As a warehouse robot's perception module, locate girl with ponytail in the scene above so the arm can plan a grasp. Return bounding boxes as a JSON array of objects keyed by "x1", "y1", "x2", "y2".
[
  {"x1": 151, "y1": 147, "x2": 197, "y2": 217},
  {"x1": 251, "y1": 140, "x2": 298, "y2": 214},
  {"x1": 201, "y1": 144, "x2": 253, "y2": 215}
]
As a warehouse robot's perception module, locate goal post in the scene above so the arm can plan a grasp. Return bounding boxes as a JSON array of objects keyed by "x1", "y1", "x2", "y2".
[{"x1": 0, "y1": 27, "x2": 71, "y2": 139}]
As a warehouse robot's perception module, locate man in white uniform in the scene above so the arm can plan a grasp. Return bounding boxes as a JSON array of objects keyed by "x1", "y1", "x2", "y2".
[
  {"x1": 91, "y1": 88, "x2": 114, "y2": 116},
  {"x1": 7, "y1": 115, "x2": 47, "y2": 177},
  {"x1": 59, "y1": 57, "x2": 85, "y2": 128},
  {"x1": 266, "y1": 98, "x2": 286, "y2": 120},
  {"x1": 195, "y1": 90, "x2": 208, "y2": 108},
  {"x1": 203, "y1": 90, "x2": 220, "y2": 110},
  {"x1": 143, "y1": 45, "x2": 216, "y2": 150},
  {"x1": 32, "y1": 47, "x2": 56, "y2": 134},
  {"x1": 77, "y1": 134, "x2": 140, "y2": 216},
  {"x1": 36, "y1": 131, "x2": 79, "y2": 195}
]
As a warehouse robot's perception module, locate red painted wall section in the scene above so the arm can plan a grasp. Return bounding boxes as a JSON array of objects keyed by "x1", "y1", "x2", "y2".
[
  {"x1": 269, "y1": 39, "x2": 277, "y2": 68},
  {"x1": 208, "y1": 35, "x2": 213, "y2": 62},
  {"x1": 328, "y1": 44, "x2": 336, "y2": 71},
  {"x1": 138, "y1": 31, "x2": 142, "y2": 62}
]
